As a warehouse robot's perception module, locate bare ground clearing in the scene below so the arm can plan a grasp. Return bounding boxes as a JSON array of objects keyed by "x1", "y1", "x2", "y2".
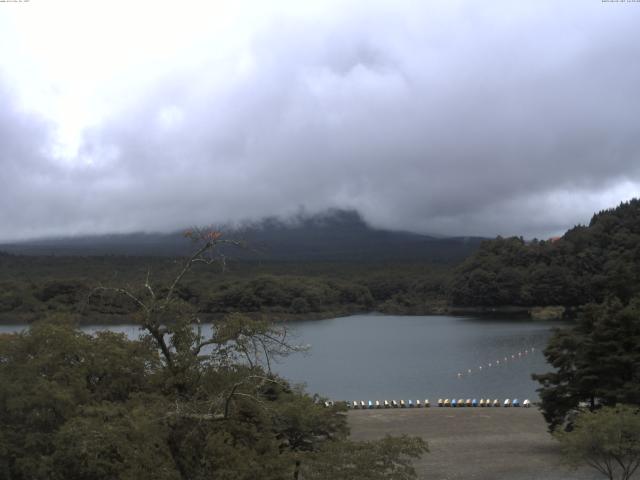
[{"x1": 348, "y1": 408, "x2": 608, "y2": 480}]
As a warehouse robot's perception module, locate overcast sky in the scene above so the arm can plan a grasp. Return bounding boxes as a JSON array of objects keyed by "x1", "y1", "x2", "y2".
[{"x1": 1, "y1": 0, "x2": 639, "y2": 242}]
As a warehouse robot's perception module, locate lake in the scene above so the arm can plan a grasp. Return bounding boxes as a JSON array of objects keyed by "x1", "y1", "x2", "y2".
[{"x1": 0, "y1": 314, "x2": 560, "y2": 402}]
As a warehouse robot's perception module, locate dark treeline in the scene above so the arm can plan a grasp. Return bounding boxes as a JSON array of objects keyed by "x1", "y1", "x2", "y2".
[
  {"x1": 0, "y1": 254, "x2": 452, "y2": 323},
  {"x1": 450, "y1": 199, "x2": 640, "y2": 308}
]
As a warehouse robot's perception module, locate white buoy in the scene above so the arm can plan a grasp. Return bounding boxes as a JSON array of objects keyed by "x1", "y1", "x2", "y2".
[
  {"x1": 479, "y1": 366, "x2": 482, "y2": 370},
  {"x1": 496, "y1": 360, "x2": 500, "y2": 365},
  {"x1": 488, "y1": 363, "x2": 492, "y2": 367}
]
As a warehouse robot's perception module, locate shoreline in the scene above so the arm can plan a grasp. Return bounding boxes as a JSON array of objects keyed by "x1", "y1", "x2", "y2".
[{"x1": 0, "y1": 306, "x2": 569, "y2": 326}]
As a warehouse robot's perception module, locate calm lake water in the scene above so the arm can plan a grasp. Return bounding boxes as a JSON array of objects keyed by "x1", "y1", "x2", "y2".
[{"x1": 0, "y1": 314, "x2": 560, "y2": 401}]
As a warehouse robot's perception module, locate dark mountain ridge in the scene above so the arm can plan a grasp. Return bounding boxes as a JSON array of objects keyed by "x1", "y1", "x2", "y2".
[{"x1": 0, "y1": 209, "x2": 484, "y2": 263}]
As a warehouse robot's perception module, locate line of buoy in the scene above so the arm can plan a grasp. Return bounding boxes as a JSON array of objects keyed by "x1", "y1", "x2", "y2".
[
  {"x1": 456, "y1": 348, "x2": 537, "y2": 378},
  {"x1": 327, "y1": 398, "x2": 531, "y2": 409}
]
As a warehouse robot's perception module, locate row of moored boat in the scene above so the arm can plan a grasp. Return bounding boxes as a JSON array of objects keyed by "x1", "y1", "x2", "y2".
[{"x1": 324, "y1": 398, "x2": 531, "y2": 408}]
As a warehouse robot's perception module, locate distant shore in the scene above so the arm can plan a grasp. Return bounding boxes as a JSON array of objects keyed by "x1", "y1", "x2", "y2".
[{"x1": 0, "y1": 305, "x2": 570, "y2": 326}]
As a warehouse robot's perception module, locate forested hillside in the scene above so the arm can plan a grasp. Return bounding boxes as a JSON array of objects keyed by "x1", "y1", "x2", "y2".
[
  {"x1": 0, "y1": 254, "x2": 451, "y2": 323},
  {"x1": 450, "y1": 199, "x2": 640, "y2": 308}
]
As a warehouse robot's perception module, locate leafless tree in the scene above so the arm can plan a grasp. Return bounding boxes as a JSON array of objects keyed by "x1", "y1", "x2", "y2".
[{"x1": 91, "y1": 227, "x2": 305, "y2": 413}]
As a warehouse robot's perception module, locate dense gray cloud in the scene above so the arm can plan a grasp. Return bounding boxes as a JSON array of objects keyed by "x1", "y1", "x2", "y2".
[{"x1": 1, "y1": 0, "x2": 640, "y2": 242}]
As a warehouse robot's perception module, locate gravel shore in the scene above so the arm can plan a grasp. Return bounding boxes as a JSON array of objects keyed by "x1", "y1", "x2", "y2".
[{"x1": 348, "y1": 407, "x2": 605, "y2": 480}]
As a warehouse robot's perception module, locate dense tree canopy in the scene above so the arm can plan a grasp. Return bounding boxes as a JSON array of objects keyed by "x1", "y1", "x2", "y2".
[
  {"x1": 0, "y1": 232, "x2": 427, "y2": 479},
  {"x1": 533, "y1": 297, "x2": 640, "y2": 431},
  {"x1": 555, "y1": 405, "x2": 640, "y2": 480},
  {"x1": 450, "y1": 199, "x2": 640, "y2": 307},
  {"x1": 0, "y1": 253, "x2": 453, "y2": 323}
]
